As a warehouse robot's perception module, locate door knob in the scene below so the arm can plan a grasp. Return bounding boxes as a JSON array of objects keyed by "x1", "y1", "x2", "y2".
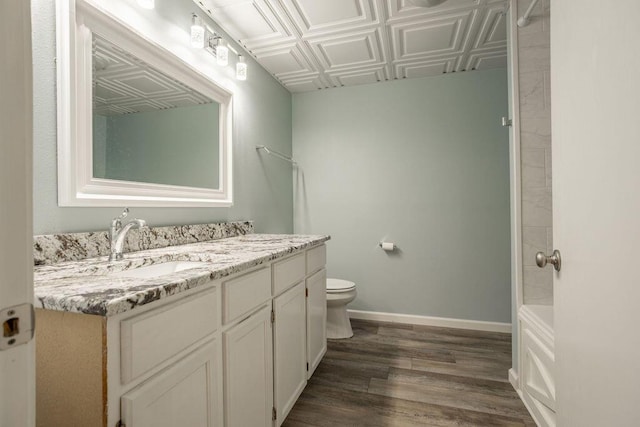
[{"x1": 535, "y1": 250, "x2": 561, "y2": 272}]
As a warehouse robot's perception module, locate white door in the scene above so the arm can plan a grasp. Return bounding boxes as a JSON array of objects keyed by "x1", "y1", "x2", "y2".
[
  {"x1": 273, "y1": 281, "x2": 306, "y2": 426},
  {"x1": 223, "y1": 305, "x2": 273, "y2": 427},
  {"x1": 551, "y1": 1, "x2": 640, "y2": 425},
  {"x1": 0, "y1": 1, "x2": 35, "y2": 426},
  {"x1": 306, "y1": 268, "x2": 326, "y2": 378}
]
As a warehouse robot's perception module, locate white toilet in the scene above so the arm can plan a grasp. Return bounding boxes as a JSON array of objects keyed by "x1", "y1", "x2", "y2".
[{"x1": 326, "y1": 278, "x2": 357, "y2": 339}]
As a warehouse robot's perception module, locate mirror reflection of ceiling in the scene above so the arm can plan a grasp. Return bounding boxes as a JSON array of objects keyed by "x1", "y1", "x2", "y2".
[
  {"x1": 93, "y1": 34, "x2": 214, "y2": 116},
  {"x1": 194, "y1": 0, "x2": 510, "y2": 92}
]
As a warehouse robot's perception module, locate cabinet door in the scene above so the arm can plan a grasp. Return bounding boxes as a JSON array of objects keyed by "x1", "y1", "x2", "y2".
[
  {"x1": 306, "y1": 268, "x2": 327, "y2": 378},
  {"x1": 121, "y1": 339, "x2": 222, "y2": 427},
  {"x1": 223, "y1": 305, "x2": 273, "y2": 427},
  {"x1": 273, "y1": 281, "x2": 307, "y2": 426}
]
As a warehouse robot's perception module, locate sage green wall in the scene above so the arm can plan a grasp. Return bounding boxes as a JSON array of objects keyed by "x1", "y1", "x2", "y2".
[
  {"x1": 293, "y1": 69, "x2": 511, "y2": 322},
  {"x1": 32, "y1": 0, "x2": 293, "y2": 234},
  {"x1": 96, "y1": 103, "x2": 220, "y2": 189}
]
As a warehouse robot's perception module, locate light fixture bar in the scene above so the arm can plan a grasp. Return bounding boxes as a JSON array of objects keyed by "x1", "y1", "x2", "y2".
[{"x1": 189, "y1": 15, "x2": 249, "y2": 81}]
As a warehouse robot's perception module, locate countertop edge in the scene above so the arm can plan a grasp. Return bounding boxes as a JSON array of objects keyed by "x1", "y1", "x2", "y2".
[{"x1": 34, "y1": 234, "x2": 330, "y2": 317}]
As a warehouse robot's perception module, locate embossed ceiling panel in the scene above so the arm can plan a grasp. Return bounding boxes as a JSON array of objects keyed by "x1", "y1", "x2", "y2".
[
  {"x1": 253, "y1": 42, "x2": 316, "y2": 77},
  {"x1": 310, "y1": 29, "x2": 385, "y2": 70},
  {"x1": 199, "y1": 0, "x2": 295, "y2": 50},
  {"x1": 194, "y1": 0, "x2": 508, "y2": 92},
  {"x1": 282, "y1": 0, "x2": 380, "y2": 35},
  {"x1": 390, "y1": 11, "x2": 474, "y2": 60}
]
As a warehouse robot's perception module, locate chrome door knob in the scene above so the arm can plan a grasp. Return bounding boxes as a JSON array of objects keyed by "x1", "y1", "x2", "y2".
[{"x1": 536, "y1": 250, "x2": 561, "y2": 272}]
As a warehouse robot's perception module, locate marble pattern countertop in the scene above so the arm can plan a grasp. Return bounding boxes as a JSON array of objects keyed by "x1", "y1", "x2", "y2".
[{"x1": 34, "y1": 234, "x2": 329, "y2": 317}]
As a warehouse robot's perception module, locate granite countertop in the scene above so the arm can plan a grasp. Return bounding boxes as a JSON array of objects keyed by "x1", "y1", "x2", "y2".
[{"x1": 34, "y1": 234, "x2": 330, "y2": 317}]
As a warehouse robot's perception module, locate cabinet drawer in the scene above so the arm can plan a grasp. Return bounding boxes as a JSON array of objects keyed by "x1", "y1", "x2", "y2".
[
  {"x1": 121, "y1": 288, "x2": 219, "y2": 384},
  {"x1": 273, "y1": 253, "x2": 305, "y2": 296},
  {"x1": 306, "y1": 244, "x2": 326, "y2": 275},
  {"x1": 223, "y1": 267, "x2": 271, "y2": 325}
]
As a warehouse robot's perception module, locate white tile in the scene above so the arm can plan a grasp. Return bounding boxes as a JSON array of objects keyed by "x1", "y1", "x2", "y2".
[
  {"x1": 543, "y1": 70, "x2": 551, "y2": 110},
  {"x1": 520, "y1": 116, "x2": 551, "y2": 149},
  {"x1": 523, "y1": 266, "x2": 553, "y2": 305},
  {"x1": 518, "y1": 33, "x2": 550, "y2": 74},
  {"x1": 522, "y1": 226, "x2": 548, "y2": 267},
  {"x1": 545, "y1": 147, "x2": 552, "y2": 188},
  {"x1": 522, "y1": 187, "x2": 552, "y2": 227},
  {"x1": 522, "y1": 149, "x2": 546, "y2": 189},
  {"x1": 519, "y1": 71, "x2": 546, "y2": 117}
]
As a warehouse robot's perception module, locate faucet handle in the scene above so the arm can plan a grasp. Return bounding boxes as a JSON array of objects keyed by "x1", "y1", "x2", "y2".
[{"x1": 117, "y1": 207, "x2": 129, "y2": 221}]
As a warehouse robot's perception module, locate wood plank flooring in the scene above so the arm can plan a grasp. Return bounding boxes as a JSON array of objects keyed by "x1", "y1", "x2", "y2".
[{"x1": 282, "y1": 319, "x2": 535, "y2": 427}]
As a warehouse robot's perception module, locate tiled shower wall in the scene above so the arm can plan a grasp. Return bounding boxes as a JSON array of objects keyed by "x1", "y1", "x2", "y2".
[{"x1": 518, "y1": 0, "x2": 553, "y2": 305}]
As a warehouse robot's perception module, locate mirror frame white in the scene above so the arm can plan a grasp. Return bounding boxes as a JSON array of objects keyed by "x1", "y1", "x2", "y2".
[{"x1": 56, "y1": 0, "x2": 233, "y2": 207}]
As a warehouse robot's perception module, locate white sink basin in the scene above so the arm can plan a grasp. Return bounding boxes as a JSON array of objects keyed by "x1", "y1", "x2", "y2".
[{"x1": 110, "y1": 261, "x2": 208, "y2": 279}]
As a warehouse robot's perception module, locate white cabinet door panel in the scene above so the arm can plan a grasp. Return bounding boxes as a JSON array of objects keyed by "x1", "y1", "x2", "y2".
[
  {"x1": 223, "y1": 305, "x2": 273, "y2": 427},
  {"x1": 121, "y1": 339, "x2": 221, "y2": 427},
  {"x1": 306, "y1": 268, "x2": 326, "y2": 378},
  {"x1": 273, "y1": 281, "x2": 307, "y2": 426}
]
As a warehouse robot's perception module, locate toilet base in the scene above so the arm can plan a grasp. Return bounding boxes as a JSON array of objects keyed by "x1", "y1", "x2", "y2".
[{"x1": 326, "y1": 305, "x2": 353, "y2": 339}]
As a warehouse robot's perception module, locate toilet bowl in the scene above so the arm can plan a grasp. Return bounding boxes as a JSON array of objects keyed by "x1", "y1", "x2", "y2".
[{"x1": 326, "y1": 278, "x2": 357, "y2": 339}]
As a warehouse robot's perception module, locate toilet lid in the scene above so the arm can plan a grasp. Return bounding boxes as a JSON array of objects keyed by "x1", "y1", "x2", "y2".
[{"x1": 327, "y1": 278, "x2": 356, "y2": 292}]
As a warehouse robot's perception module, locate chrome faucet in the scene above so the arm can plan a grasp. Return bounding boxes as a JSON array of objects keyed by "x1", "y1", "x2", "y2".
[{"x1": 109, "y1": 208, "x2": 147, "y2": 261}]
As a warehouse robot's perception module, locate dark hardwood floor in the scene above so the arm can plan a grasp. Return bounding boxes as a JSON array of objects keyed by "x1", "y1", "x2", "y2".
[{"x1": 283, "y1": 319, "x2": 535, "y2": 427}]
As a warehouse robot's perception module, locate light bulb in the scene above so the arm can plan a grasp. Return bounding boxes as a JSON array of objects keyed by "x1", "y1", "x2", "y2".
[
  {"x1": 236, "y1": 55, "x2": 247, "y2": 81},
  {"x1": 137, "y1": 0, "x2": 154, "y2": 9},
  {"x1": 191, "y1": 15, "x2": 205, "y2": 49},
  {"x1": 216, "y1": 39, "x2": 229, "y2": 66}
]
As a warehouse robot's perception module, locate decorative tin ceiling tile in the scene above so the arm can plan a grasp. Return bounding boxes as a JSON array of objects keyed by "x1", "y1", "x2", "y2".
[{"x1": 194, "y1": 0, "x2": 509, "y2": 92}]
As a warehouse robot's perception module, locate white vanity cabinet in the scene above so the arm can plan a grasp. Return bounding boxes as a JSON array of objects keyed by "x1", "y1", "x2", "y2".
[
  {"x1": 272, "y1": 253, "x2": 307, "y2": 426},
  {"x1": 305, "y1": 268, "x2": 327, "y2": 378},
  {"x1": 35, "y1": 282, "x2": 224, "y2": 427},
  {"x1": 221, "y1": 267, "x2": 273, "y2": 427},
  {"x1": 110, "y1": 286, "x2": 224, "y2": 427},
  {"x1": 305, "y1": 244, "x2": 327, "y2": 378},
  {"x1": 35, "y1": 243, "x2": 328, "y2": 427},
  {"x1": 223, "y1": 305, "x2": 273, "y2": 427},
  {"x1": 120, "y1": 339, "x2": 221, "y2": 427},
  {"x1": 273, "y1": 281, "x2": 307, "y2": 426}
]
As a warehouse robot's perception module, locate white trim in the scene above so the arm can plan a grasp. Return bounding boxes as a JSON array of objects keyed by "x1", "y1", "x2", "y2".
[
  {"x1": 56, "y1": 0, "x2": 233, "y2": 207},
  {"x1": 347, "y1": 310, "x2": 512, "y2": 333},
  {"x1": 519, "y1": 305, "x2": 554, "y2": 347},
  {"x1": 0, "y1": 0, "x2": 35, "y2": 423},
  {"x1": 509, "y1": 368, "x2": 520, "y2": 392},
  {"x1": 508, "y1": 0, "x2": 524, "y2": 315}
]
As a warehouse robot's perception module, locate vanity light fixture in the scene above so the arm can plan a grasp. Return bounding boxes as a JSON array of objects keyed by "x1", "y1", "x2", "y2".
[
  {"x1": 136, "y1": 0, "x2": 154, "y2": 9},
  {"x1": 215, "y1": 38, "x2": 229, "y2": 66},
  {"x1": 194, "y1": 16, "x2": 247, "y2": 81},
  {"x1": 190, "y1": 14, "x2": 205, "y2": 49},
  {"x1": 236, "y1": 55, "x2": 247, "y2": 81}
]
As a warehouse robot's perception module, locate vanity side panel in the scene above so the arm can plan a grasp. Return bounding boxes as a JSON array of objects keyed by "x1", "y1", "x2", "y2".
[{"x1": 35, "y1": 309, "x2": 106, "y2": 427}]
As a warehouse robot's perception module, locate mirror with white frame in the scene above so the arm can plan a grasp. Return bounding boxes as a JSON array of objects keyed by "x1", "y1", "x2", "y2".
[{"x1": 56, "y1": 0, "x2": 233, "y2": 207}]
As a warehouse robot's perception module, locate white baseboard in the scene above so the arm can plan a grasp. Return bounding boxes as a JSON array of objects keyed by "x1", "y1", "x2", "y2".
[
  {"x1": 509, "y1": 368, "x2": 520, "y2": 392},
  {"x1": 347, "y1": 309, "x2": 512, "y2": 333}
]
